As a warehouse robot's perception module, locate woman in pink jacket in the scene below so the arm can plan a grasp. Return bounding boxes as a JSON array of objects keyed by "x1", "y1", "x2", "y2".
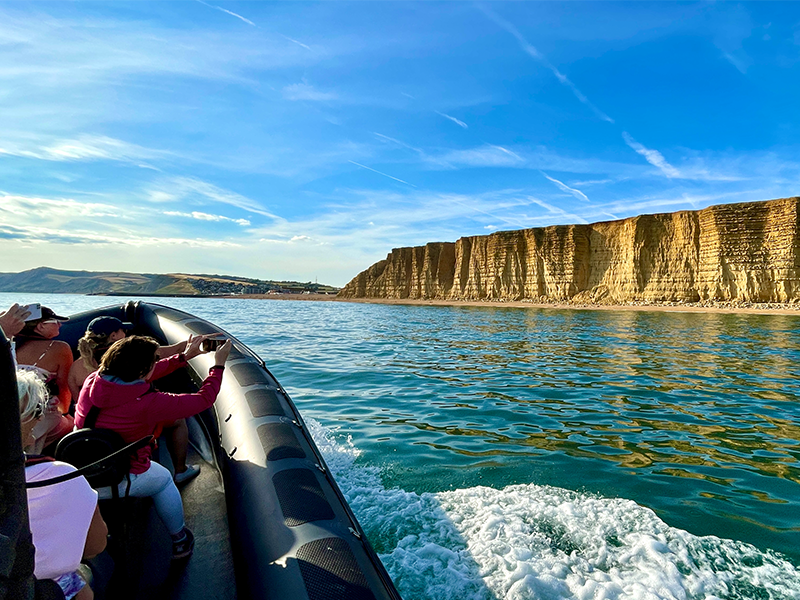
[{"x1": 75, "y1": 334, "x2": 231, "y2": 560}]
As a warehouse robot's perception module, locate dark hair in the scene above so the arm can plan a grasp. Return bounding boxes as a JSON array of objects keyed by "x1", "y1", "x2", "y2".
[{"x1": 99, "y1": 336, "x2": 160, "y2": 382}]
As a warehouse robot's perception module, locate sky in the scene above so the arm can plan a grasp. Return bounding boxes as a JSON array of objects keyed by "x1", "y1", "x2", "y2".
[{"x1": 1, "y1": 2, "x2": 799, "y2": 287}]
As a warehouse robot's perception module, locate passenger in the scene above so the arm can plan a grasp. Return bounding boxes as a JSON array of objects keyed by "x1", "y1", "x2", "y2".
[
  {"x1": 68, "y1": 316, "x2": 203, "y2": 484},
  {"x1": 68, "y1": 316, "x2": 133, "y2": 401},
  {"x1": 15, "y1": 306, "x2": 73, "y2": 415},
  {"x1": 16, "y1": 370, "x2": 69, "y2": 455},
  {"x1": 75, "y1": 334, "x2": 231, "y2": 560},
  {"x1": 21, "y1": 371, "x2": 108, "y2": 600}
]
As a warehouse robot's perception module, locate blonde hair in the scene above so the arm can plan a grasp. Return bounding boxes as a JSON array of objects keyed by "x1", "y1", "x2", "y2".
[
  {"x1": 78, "y1": 330, "x2": 113, "y2": 369},
  {"x1": 16, "y1": 369, "x2": 49, "y2": 421}
]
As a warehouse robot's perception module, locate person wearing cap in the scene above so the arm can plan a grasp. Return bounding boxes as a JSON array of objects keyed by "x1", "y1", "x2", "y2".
[
  {"x1": 68, "y1": 316, "x2": 135, "y2": 402},
  {"x1": 16, "y1": 306, "x2": 74, "y2": 416},
  {"x1": 69, "y1": 316, "x2": 203, "y2": 485}
]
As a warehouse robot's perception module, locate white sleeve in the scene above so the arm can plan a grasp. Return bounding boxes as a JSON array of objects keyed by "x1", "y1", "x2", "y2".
[{"x1": 25, "y1": 461, "x2": 99, "y2": 580}]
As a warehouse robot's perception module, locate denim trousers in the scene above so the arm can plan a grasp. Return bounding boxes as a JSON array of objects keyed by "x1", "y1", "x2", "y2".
[{"x1": 98, "y1": 461, "x2": 185, "y2": 535}]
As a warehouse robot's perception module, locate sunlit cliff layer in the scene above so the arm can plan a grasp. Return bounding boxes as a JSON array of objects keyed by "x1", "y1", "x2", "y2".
[{"x1": 339, "y1": 197, "x2": 800, "y2": 303}]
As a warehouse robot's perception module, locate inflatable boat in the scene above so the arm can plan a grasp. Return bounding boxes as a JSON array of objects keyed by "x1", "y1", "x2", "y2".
[{"x1": 55, "y1": 300, "x2": 401, "y2": 600}]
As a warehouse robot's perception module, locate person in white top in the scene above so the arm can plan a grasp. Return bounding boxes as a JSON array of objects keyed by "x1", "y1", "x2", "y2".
[{"x1": 20, "y1": 370, "x2": 108, "y2": 600}]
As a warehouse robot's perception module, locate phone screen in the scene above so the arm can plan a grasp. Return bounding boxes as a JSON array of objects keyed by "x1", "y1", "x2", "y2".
[{"x1": 202, "y1": 338, "x2": 224, "y2": 352}]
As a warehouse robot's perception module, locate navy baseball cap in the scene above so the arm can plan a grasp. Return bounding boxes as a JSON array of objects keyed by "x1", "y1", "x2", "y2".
[{"x1": 87, "y1": 316, "x2": 134, "y2": 336}]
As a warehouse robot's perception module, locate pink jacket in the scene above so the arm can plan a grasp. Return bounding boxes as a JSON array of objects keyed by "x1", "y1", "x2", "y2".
[{"x1": 75, "y1": 354, "x2": 223, "y2": 474}]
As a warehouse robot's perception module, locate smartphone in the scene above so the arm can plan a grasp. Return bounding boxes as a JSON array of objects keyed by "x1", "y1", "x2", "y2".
[
  {"x1": 23, "y1": 303, "x2": 42, "y2": 321},
  {"x1": 202, "y1": 338, "x2": 225, "y2": 352}
]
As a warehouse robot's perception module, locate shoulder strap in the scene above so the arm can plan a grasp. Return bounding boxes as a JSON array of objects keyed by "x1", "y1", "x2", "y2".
[
  {"x1": 85, "y1": 404, "x2": 101, "y2": 429},
  {"x1": 25, "y1": 435, "x2": 154, "y2": 489}
]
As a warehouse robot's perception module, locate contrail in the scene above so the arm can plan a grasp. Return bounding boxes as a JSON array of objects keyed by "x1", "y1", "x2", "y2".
[
  {"x1": 348, "y1": 160, "x2": 417, "y2": 188},
  {"x1": 195, "y1": 0, "x2": 256, "y2": 26}
]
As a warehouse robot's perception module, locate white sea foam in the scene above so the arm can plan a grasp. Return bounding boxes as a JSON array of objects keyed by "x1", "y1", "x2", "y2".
[{"x1": 307, "y1": 419, "x2": 800, "y2": 600}]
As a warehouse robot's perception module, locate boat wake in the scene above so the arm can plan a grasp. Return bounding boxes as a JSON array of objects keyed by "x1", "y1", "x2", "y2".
[{"x1": 307, "y1": 419, "x2": 800, "y2": 600}]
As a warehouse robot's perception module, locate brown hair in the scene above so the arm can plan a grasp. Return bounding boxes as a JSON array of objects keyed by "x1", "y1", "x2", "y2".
[{"x1": 99, "y1": 335, "x2": 160, "y2": 382}]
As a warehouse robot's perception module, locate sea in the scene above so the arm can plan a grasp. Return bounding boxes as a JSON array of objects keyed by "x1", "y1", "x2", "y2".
[{"x1": 4, "y1": 293, "x2": 800, "y2": 600}]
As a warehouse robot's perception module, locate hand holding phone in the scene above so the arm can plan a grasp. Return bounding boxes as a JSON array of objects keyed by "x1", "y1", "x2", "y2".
[
  {"x1": 202, "y1": 338, "x2": 225, "y2": 352},
  {"x1": 22, "y1": 303, "x2": 42, "y2": 322}
]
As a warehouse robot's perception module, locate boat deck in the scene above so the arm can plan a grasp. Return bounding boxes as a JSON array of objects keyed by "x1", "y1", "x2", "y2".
[{"x1": 91, "y1": 433, "x2": 236, "y2": 600}]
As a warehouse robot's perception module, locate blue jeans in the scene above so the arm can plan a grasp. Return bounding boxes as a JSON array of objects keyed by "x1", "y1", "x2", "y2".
[{"x1": 98, "y1": 461, "x2": 185, "y2": 535}]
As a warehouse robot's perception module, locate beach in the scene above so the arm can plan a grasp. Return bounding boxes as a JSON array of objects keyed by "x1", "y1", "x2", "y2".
[{"x1": 224, "y1": 293, "x2": 800, "y2": 316}]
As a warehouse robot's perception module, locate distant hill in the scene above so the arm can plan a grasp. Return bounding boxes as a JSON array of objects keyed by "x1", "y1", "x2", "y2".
[{"x1": 0, "y1": 267, "x2": 339, "y2": 296}]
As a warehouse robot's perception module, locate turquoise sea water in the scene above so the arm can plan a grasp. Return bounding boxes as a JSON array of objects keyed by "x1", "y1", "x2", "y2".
[{"x1": 5, "y1": 293, "x2": 800, "y2": 599}]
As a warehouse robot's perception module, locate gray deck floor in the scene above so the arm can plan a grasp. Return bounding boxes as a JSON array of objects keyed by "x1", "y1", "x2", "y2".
[{"x1": 94, "y1": 443, "x2": 236, "y2": 600}]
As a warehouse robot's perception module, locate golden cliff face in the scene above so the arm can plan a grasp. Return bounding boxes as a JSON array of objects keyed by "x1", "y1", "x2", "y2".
[{"x1": 339, "y1": 197, "x2": 800, "y2": 303}]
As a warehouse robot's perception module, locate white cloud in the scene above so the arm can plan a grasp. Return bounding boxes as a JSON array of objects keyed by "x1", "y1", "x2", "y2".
[
  {"x1": 281, "y1": 35, "x2": 311, "y2": 51},
  {"x1": 164, "y1": 210, "x2": 250, "y2": 226},
  {"x1": 147, "y1": 177, "x2": 282, "y2": 220},
  {"x1": 349, "y1": 160, "x2": 416, "y2": 187},
  {"x1": 373, "y1": 132, "x2": 425, "y2": 156},
  {"x1": 622, "y1": 132, "x2": 681, "y2": 178},
  {"x1": 0, "y1": 134, "x2": 166, "y2": 166},
  {"x1": 479, "y1": 5, "x2": 614, "y2": 123},
  {"x1": 436, "y1": 111, "x2": 468, "y2": 129},
  {"x1": 283, "y1": 83, "x2": 337, "y2": 101},
  {"x1": 430, "y1": 145, "x2": 525, "y2": 169},
  {"x1": 0, "y1": 194, "x2": 121, "y2": 220},
  {"x1": 541, "y1": 172, "x2": 591, "y2": 202},
  {"x1": 0, "y1": 222, "x2": 240, "y2": 248},
  {"x1": 195, "y1": 0, "x2": 256, "y2": 26}
]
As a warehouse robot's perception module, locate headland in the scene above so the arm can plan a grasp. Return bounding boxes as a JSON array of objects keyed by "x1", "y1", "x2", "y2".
[{"x1": 339, "y1": 196, "x2": 800, "y2": 308}]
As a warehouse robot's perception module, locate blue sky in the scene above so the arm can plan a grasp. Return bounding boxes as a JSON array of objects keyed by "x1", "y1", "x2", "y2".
[{"x1": 1, "y1": 2, "x2": 799, "y2": 287}]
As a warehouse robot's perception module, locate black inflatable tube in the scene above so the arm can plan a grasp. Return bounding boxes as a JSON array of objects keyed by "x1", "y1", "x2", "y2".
[{"x1": 58, "y1": 301, "x2": 402, "y2": 600}]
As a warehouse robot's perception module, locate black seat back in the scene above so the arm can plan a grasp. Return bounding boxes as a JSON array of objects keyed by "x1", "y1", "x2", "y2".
[{"x1": 55, "y1": 427, "x2": 130, "y2": 489}]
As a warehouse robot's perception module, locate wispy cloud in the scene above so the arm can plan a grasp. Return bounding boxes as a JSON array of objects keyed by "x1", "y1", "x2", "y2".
[
  {"x1": 0, "y1": 134, "x2": 166, "y2": 168},
  {"x1": 373, "y1": 132, "x2": 425, "y2": 156},
  {"x1": 348, "y1": 160, "x2": 416, "y2": 187},
  {"x1": 427, "y1": 145, "x2": 525, "y2": 169},
  {"x1": 195, "y1": 0, "x2": 256, "y2": 26},
  {"x1": 281, "y1": 35, "x2": 311, "y2": 51},
  {"x1": 282, "y1": 82, "x2": 337, "y2": 101},
  {"x1": 436, "y1": 111, "x2": 468, "y2": 129},
  {"x1": 526, "y1": 196, "x2": 588, "y2": 224},
  {"x1": 479, "y1": 5, "x2": 614, "y2": 124},
  {"x1": 146, "y1": 176, "x2": 282, "y2": 220},
  {"x1": 0, "y1": 222, "x2": 240, "y2": 248},
  {"x1": 622, "y1": 132, "x2": 680, "y2": 178},
  {"x1": 593, "y1": 189, "x2": 765, "y2": 218},
  {"x1": 164, "y1": 210, "x2": 251, "y2": 226},
  {"x1": 259, "y1": 234, "x2": 321, "y2": 245},
  {"x1": 541, "y1": 172, "x2": 590, "y2": 202},
  {"x1": 0, "y1": 194, "x2": 122, "y2": 220}
]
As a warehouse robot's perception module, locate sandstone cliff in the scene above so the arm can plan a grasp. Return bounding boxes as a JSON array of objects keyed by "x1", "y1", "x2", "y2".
[{"x1": 338, "y1": 197, "x2": 800, "y2": 303}]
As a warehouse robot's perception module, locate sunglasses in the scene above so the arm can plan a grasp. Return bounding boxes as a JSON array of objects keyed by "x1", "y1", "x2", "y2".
[
  {"x1": 39, "y1": 319, "x2": 60, "y2": 325},
  {"x1": 32, "y1": 400, "x2": 45, "y2": 420},
  {"x1": 22, "y1": 400, "x2": 46, "y2": 424}
]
